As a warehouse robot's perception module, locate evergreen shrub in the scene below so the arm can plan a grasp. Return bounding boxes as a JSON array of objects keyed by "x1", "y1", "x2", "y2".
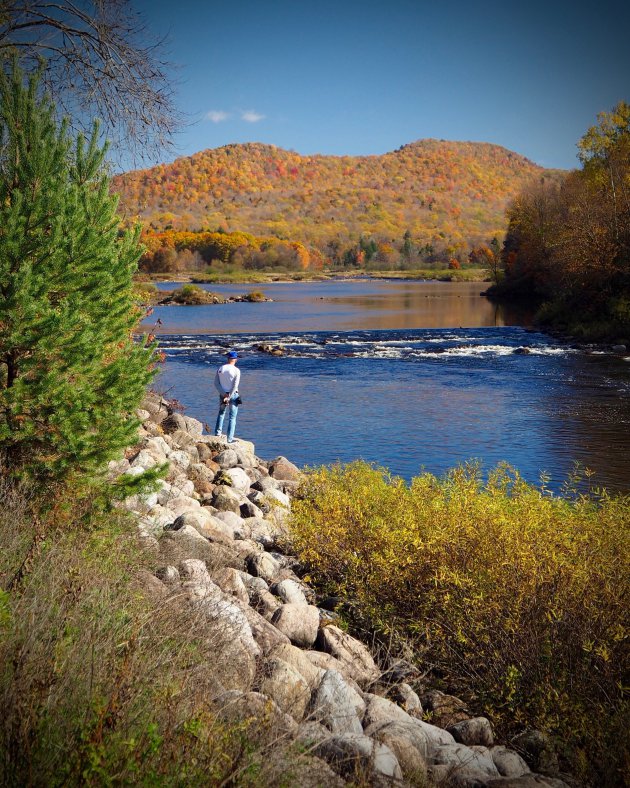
[{"x1": 0, "y1": 64, "x2": 154, "y2": 484}]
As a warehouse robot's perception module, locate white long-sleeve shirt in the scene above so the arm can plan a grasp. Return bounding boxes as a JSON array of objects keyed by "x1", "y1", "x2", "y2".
[{"x1": 214, "y1": 363, "x2": 240, "y2": 396}]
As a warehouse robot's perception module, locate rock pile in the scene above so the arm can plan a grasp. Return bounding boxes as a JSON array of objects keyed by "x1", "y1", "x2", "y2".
[{"x1": 111, "y1": 391, "x2": 571, "y2": 787}]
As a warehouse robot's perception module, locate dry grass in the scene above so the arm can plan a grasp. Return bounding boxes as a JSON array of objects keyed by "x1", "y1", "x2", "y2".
[{"x1": 0, "y1": 480, "x2": 328, "y2": 786}]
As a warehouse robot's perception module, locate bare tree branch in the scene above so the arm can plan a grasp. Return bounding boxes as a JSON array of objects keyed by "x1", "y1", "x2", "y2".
[{"x1": 0, "y1": 0, "x2": 181, "y2": 164}]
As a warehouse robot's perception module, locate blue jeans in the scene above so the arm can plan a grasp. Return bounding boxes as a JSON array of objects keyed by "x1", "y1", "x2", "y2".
[{"x1": 215, "y1": 394, "x2": 239, "y2": 441}]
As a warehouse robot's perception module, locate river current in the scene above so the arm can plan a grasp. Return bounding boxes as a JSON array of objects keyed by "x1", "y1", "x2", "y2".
[{"x1": 144, "y1": 280, "x2": 630, "y2": 494}]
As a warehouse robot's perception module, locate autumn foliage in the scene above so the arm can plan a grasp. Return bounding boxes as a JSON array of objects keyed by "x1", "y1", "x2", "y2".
[
  {"x1": 113, "y1": 139, "x2": 557, "y2": 268},
  {"x1": 494, "y1": 102, "x2": 630, "y2": 338}
]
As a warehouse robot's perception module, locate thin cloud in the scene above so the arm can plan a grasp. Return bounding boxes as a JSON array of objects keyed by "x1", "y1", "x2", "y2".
[
  {"x1": 241, "y1": 110, "x2": 265, "y2": 123},
  {"x1": 206, "y1": 110, "x2": 230, "y2": 123}
]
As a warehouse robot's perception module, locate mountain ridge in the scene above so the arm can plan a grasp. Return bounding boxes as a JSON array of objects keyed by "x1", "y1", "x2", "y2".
[{"x1": 113, "y1": 139, "x2": 562, "y2": 258}]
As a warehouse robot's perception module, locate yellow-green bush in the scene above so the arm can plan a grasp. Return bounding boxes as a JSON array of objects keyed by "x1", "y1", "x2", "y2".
[{"x1": 290, "y1": 461, "x2": 630, "y2": 785}]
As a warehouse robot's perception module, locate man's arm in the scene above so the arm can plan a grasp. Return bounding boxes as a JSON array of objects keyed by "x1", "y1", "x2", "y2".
[{"x1": 229, "y1": 367, "x2": 241, "y2": 395}]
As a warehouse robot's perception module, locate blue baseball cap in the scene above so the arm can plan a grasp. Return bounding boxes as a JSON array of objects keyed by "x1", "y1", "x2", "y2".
[{"x1": 227, "y1": 350, "x2": 239, "y2": 359}]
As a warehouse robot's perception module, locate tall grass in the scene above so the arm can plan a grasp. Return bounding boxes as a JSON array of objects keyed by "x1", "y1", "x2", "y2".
[
  {"x1": 289, "y1": 461, "x2": 630, "y2": 785},
  {"x1": 0, "y1": 480, "x2": 321, "y2": 786}
]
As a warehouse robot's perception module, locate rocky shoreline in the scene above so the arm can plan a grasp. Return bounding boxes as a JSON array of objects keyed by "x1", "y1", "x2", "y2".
[{"x1": 111, "y1": 391, "x2": 573, "y2": 787}]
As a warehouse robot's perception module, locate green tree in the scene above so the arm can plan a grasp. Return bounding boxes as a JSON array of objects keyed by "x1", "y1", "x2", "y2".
[{"x1": 0, "y1": 64, "x2": 154, "y2": 483}]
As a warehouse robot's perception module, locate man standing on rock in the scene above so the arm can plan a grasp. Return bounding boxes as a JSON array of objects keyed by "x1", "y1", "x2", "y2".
[{"x1": 214, "y1": 350, "x2": 241, "y2": 443}]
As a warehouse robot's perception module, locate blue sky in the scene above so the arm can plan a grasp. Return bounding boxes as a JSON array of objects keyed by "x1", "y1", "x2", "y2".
[{"x1": 135, "y1": 0, "x2": 629, "y2": 170}]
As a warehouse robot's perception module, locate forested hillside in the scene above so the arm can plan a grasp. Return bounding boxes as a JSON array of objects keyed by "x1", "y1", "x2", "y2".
[{"x1": 113, "y1": 140, "x2": 557, "y2": 265}]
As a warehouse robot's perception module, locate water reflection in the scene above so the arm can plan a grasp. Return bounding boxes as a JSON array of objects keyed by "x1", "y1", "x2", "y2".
[{"x1": 144, "y1": 280, "x2": 534, "y2": 335}]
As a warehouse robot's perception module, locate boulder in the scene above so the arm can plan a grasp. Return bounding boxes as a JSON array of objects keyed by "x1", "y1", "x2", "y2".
[
  {"x1": 303, "y1": 651, "x2": 362, "y2": 694},
  {"x1": 448, "y1": 717, "x2": 495, "y2": 747},
  {"x1": 161, "y1": 412, "x2": 187, "y2": 433},
  {"x1": 313, "y1": 732, "x2": 402, "y2": 781},
  {"x1": 247, "y1": 552, "x2": 280, "y2": 583},
  {"x1": 214, "y1": 448, "x2": 239, "y2": 469},
  {"x1": 421, "y1": 689, "x2": 470, "y2": 728},
  {"x1": 363, "y1": 693, "x2": 417, "y2": 729},
  {"x1": 171, "y1": 511, "x2": 233, "y2": 544},
  {"x1": 268, "y1": 644, "x2": 325, "y2": 689},
  {"x1": 315, "y1": 625, "x2": 380, "y2": 687},
  {"x1": 164, "y1": 496, "x2": 201, "y2": 518},
  {"x1": 154, "y1": 565, "x2": 180, "y2": 583},
  {"x1": 130, "y1": 449, "x2": 163, "y2": 470},
  {"x1": 252, "y1": 476, "x2": 281, "y2": 493},
  {"x1": 364, "y1": 720, "x2": 429, "y2": 781},
  {"x1": 252, "y1": 588, "x2": 282, "y2": 620},
  {"x1": 211, "y1": 567, "x2": 250, "y2": 605},
  {"x1": 430, "y1": 742, "x2": 499, "y2": 779},
  {"x1": 212, "y1": 486, "x2": 242, "y2": 514},
  {"x1": 244, "y1": 517, "x2": 279, "y2": 549},
  {"x1": 236, "y1": 600, "x2": 291, "y2": 655},
  {"x1": 271, "y1": 603, "x2": 320, "y2": 647},
  {"x1": 240, "y1": 500, "x2": 263, "y2": 519},
  {"x1": 187, "y1": 463, "x2": 216, "y2": 495},
  {"x1": 309, "y1": 669, "x2": 365, "y2": 735},
  {"x1": 259, "y1": 657, "x2": 311, "y2": 720},
  {"x1": 223, "y1": 466, "x2": 251, "y2": 493},
  {"x1": 490, "y1": 746, "x2": 531, "y2": 778},
  {"x1": 511, "y1": 730, "x2": 559, "y2": 776},
  {"x1": 183, "y1": 416, "x2": 204, "y2": 436},
  {"x1": 167, "y1": 449, "x2": 192, "y2": 471},
  {"x1": 387, "y1": 682, "x2": 423, "y2": 718},
  {"x1": 268, "y1": 456, "x2": 302, "y2": 482},
  {"x1": 213, "y1": 510, "x2": 251, "y2": 540},
  {"x1": 273, "y1": 578, "x2": 308, "y2": 605}
]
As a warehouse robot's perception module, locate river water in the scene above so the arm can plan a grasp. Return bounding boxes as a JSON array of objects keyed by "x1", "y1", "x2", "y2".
[{"x1": 144, "y1": 280, "x2": 630, "y2": 494}]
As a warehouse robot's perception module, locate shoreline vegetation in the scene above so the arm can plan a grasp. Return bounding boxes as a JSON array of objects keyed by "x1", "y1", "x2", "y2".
[{"x1": 485, "y1": 102, "x2": 630, "y2": 344}]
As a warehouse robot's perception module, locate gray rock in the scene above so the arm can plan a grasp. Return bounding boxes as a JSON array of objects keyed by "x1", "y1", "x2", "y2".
[
  {"x1": 271, "y1": 603, "x2": 319, "y2": 647},
  {"x1": 259, "y1": 657, "x2": 311, "y2": 720},
  {"x1": 213, "y1": 510, "x2": 251, "y2": 540},
  {"x1": 612, "y1": 344, "x2": 627, "y2": 353},
  {"x1": 314, "y1": 732, "x2": 402, "y2": 781},
  {"x1": 273, "y1": 578, "x2": 308, "y2": 605},
  {"x1": 430, "y1": 742, "x2": 499, "y2": 778},
  {"x1": 164, "y1": 495, "x2": 200, "y2": 518},
  {"x1": 268, "y1": 643, "x2": 325, "y2": 689},
  {"x1": 364, "y1": 720, "x2": 429, "y2": 781},
  {"x1": 511, "y1": 730, "x2": 559, "y2": 776},
  {"x1": 212, "y1": 487, "x2": 242, "y2": 514},
  {"x1": 211, "y1": 567, "x2": 250, "y2": 604},
  {"x1": 247, "y1": 552, "x2": 280, "y2": 583},
  {"x1": 252, "y1": 588, "x2": 282, "y2": 620},
  {"x1": 303, "y1": 650, "x2": 363, "y2": 694},
  {"x1": 247, "y1": 490, "x2": 270, "y2": 513},
  {"x1": 363, "y1": 693, "x2": 417, "y2": 729},
  {"x1": 388, "y1": 682, "x2": 423, "y2": 718},
  {"x1": 448, "y1": 717, "x2": 495, "y2": 747},
  {"x1": 252, "y1": 476, "x2": 281, "y2": 493},
  {"x1": 245, "y1": 516, "x2": 280, "y2": 549},
  {"x1": 240, "y1": 500, "x2": 263, "y2": 519},
  {"x1": 316, "y1": 625, "x2": 380, "y2": 687},
  {"x1": 310, "y1": 669, "x2": 365, "y2": 735},
  {"x1": 490, "y1": 746, "x2": 531, "y2": 777},
  {"x1": 235, "y1": 600, "x2": 291, "y2": 655},
  {"x1": 237, "y1": 571, "x2": 268, "y2": 594},
  {"x1": 224, "y1": 466, "x2": 251, "y2": 492},
  {"x1": 215, "y1": 448, "x2": 239, "y2": 469}
]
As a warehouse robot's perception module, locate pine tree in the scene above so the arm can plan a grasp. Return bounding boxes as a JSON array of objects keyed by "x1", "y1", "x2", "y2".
[{"x1": 0, "y1": 63, "x2": 155, "y2": 483}]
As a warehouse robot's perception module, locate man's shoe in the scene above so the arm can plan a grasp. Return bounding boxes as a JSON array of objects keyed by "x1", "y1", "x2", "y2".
[{"x1": 215, "y1": 432, "x2": 222, "y2": 438}]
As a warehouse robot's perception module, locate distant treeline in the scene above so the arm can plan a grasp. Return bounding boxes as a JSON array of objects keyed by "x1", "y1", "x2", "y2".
[
  {"x1": 139, "y1": 227, "x2": 501, "y2": 274},
  {"x1": 492, "y1": 101, "x2": 630, "y2": 339}
]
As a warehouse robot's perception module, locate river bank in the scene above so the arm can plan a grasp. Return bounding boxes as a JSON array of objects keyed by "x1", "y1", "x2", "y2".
[
  {"x1": 115, "y1": 391, "x2": 584, "y2": 787},
  {"x1": 136, "y1": 267, "x2": 489, "y2": 286}
]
